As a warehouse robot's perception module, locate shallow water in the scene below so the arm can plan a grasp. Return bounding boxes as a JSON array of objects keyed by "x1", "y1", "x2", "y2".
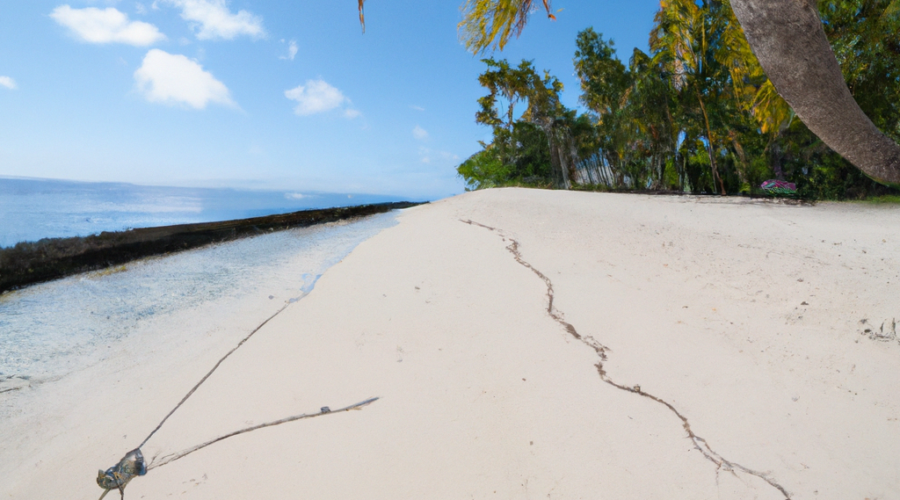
[{"x1": 0, "y1": 212, "x2": 398, "y2": 383}]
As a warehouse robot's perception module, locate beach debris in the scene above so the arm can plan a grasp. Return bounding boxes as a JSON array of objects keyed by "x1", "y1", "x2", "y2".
[
  {"x1": 95, "y1": 397, "x2": 379, "y2": 499},
  {"x1": 861, "y1": 318, "x2": 898, "y2": 343},
  {"x1": 96, "y1": 448, "x2": 146, "y2": 500},
  {"x1": 760, "y1": 179, "x2": 797, "y2": 196},
  {"x1": 94, "y1": 297, "x2": 380, "y2": 498}
]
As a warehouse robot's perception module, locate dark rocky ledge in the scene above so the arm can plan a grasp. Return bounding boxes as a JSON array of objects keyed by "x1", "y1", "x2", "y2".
[{"x1": 0, "y1": 201, "x2": 424, "y2": 294}]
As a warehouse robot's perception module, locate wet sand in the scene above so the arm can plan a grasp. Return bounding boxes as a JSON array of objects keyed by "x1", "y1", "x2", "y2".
[{"x1": 1, "y1": 188, "x2": 898, "y2": 499}]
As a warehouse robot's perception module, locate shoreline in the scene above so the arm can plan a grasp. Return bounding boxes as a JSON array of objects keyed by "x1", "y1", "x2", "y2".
[
  {"x1": 1, "y1": 189, "x2": 898, "y2": 498},
  {"x1": 0, "y1": 211, "x2": 403, "y2": 393},
  {"x1": 0, "y1": 201, "x2": 423, "y2": 294}
]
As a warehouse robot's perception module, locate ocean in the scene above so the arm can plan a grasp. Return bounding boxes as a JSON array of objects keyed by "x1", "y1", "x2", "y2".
[
  {"x1": 0, "y1": 177, "x2": 409, "y2": 390},
  {"x1": 0, "y1": 177, "x2": 406, "y2": 248}
]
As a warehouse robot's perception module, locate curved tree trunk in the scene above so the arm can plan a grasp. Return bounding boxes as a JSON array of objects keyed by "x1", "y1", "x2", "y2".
[{"x1": 730, "y1": 0, "x2": 900, "y2": 185}]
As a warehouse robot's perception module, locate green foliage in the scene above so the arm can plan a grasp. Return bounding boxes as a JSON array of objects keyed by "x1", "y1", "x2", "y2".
[
  {"x1": 457, "y1": 148, "x2": 509, "y2": 190},
  {"x1": 458, "y1": 0, "x2": 555, "y2": 54},
  {"x1": 820, "y1": 0, "x2": 900, "y2": 141},
  {"x1": 457, "y1": 0, "x2": 900, "y2": 200},
  {"x1": 456, "y1": 128, "x2": 554, "y2": 190},
  {"x1": 506, "y1": 121, "x2": 554, "y2": 181},
  {"x1": 459, "y1": 57, "x2": 587, "y2": 189}
]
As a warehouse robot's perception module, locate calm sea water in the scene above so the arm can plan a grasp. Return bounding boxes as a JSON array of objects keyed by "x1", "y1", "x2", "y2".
[
  {"x1": 0, "y1": 211, "x2": 400, "y2": 386},
  {"x1": 0, "y1": 177, "x2": 410, "y2": 389},
  {"x1": 0, "y1": 177, "x2": 405, "y2": 248}
]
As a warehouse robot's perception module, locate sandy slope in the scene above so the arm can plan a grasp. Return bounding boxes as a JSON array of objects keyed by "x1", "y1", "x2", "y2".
[{"x1": 1, "y1": 188, "x2": 898, "y2": 499}]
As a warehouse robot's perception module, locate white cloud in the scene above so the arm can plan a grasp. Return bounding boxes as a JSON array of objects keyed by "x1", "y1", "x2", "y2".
[
  {"x1": 410, "y1": 105, "x2": 425, "y2": 112},
  {"x1": 160, "y1": 0, "x2": 264, "y2": 40},
  {"x1": 50, "y1": 5, "x2": 166, "y2": 46},
  {"x1": 280, "y1": 40, "x2": 298, "y2": 60},
  {"x1": 134, "y1": 49, "x2": 234, "y2": 109},
  {"x1": 285, "y1": 79, "x2": 352, "y2": 116},
  {"x1": 413, "y1": 125, "x2": 428, "y2": 140},
  {"x1": 0, "y1": 76, "x2": 17, "y2": 90},
  {"x1": 135, "y1": 3, "x2": 147, "y2": 14},
  {"x1": 419, "y1": 146, "x2": 459, "y2": 164},
  {"x1": 343, "y1": 108, "x2": 361, "y2": 119}
]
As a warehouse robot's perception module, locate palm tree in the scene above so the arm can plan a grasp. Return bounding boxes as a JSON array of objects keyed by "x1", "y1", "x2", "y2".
[
  {"x1": 730, "y1": 0, "x2": 900, "y2": 185},
  {"x1": 357, "y1": 0, "x2": 555, "y2": 52},
  {"x1": 476, "y1": 59, "x2": 535, "y2": 133},
  {"x1": 650, "y1": 0, "x2": 731, "y2": 194},
  {"x1": 520, "y1": 69, "x2": 576, "y2": 188},
  {"x1": 358, "y1": 0, "x2": 900, "y2": 186},
  {"x1": 573, "y1": 28, "x2": 634, "y2": 187},
  {"x1": 457, "y1": 0, "x2": 555, "y2": 53}
]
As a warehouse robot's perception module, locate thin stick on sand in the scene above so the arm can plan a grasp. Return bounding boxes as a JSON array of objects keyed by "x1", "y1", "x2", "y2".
[
  {"x1": 97, "y1": 397, "x2": 379, "y2": 500},
  {"x1": 147, "y1": 397, "x2": 380, "y2": 470}
]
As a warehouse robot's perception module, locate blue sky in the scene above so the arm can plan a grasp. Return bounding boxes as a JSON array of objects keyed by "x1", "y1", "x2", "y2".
[{"x1": 0, "y1": 0, "x2": 660, "y2": 200}]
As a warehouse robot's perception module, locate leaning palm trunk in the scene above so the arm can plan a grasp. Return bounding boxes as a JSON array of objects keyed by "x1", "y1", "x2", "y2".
[{"x1": 730, "y1": 0, "x2": 900, "y2": 186}]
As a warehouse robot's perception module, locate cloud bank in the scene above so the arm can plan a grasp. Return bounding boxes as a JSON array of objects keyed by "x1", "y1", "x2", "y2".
[
  {"x1": 160, "y1": 0, "x2": 264, "y2": 40},
  {"x1": 134, "y1": 49, "x2": 234, "y2": 109},
  {"x1": 0, "y1": 76, "x2": 16, "y2": 90},
  {"x1": 285, "y1": 79, "x2": 357, "y2": 117},
  {"x1": 50, "y1": 5, "x2": 165, "y2": 46}
]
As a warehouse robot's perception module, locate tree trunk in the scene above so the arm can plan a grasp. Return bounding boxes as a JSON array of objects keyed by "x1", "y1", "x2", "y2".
[
  {"x1": 771, "y1": 142, "x2": 785, "y2": 181},
  {"x1": 658, "y1": 152, "x2": 666, "y2": 189},
  {"x1": 730, "y1": 0, "x2": 900, "y2": 186},
  {"x1": 696, "y1": 88, "x2": 727, "y2": 195},
  {"x1": 549, "y1": 140, "x2": 569, "y2": 189},
  {"x1": 729, "y1": 130, "x2": 749, "y2": 187}
]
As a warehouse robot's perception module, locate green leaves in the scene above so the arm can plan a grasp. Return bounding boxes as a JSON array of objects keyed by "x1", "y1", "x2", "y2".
[
  {"x1": 457, "y1": 148, "x2": 509, "y2": 190},
  {"x1": 459, "y1": 57, "x2": 574, "y2": 188},
  {"x1": 574, "y1": 28, "x2": 631, "y2": 117},
  {"x1": 359, "y1": 0, "x2": 558, "y2": 54},
  {"x1": 449, "y1": 0, "x2": 900, "y2": 198},
  {"x1": 458, "y1": 0, "x2": 555, "y2": 54},
  {"x1": 819, "y1": 0, "x2": 900, "y2": 141}
]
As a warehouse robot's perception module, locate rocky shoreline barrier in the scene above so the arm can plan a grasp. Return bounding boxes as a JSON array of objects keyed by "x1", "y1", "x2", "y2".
[{"x1": 0, "y1": 201, "x2": 423, "y2": 294}]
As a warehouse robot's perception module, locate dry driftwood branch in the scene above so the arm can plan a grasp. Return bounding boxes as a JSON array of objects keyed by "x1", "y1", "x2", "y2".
[{"x1": 147, "y1": 397, "x2": 380, "y2": 471}]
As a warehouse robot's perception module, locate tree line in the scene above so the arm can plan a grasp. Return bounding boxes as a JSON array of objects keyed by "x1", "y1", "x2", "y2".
[{"x1": 457, "y1": 0, "x2": 900, "y2": 199}]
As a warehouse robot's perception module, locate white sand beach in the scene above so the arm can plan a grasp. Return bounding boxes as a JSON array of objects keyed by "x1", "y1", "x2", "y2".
[{"x1": 1, "y1": 188, "x2": 899, "y2": 499}]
